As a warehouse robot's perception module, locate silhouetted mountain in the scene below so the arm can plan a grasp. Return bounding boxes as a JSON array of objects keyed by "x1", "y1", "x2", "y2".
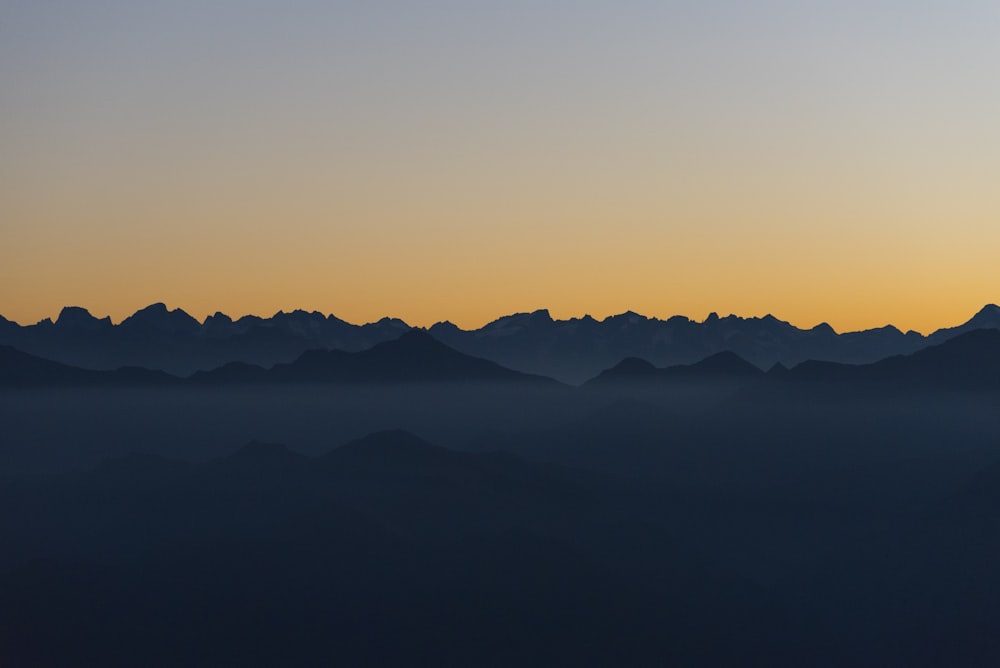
[
  {"x1": 0, "y1": 303, "x2": 418, "y2": 377},
  {"x1": 2, "y1": 302, "x2": 999, "y2": 383},
  {"x1": 0, "y1": 344, "x2": 94, "y2": 385},
  {"x1": 927, "y1": 303, "x2": 1000, "y2": 345},
  {"x1": 590, "y1": 356, "x2": 659, "y2": 382},
  {"x1": 55, "y1": 306, "x2": 113, "y2": 332},
  {"x1": 587, "y1": 350, "x2": 762, "y2": 386},
  {"x1": 0, "y1": 345, "x2": 174, "y2": 387},
  {"x1": 1, "y1": 331, "x2": 556, "y2": 387},
  {"x1": 670, "y1": 350, "x2": 761, "y2": 376},
  {"x1": 196, "y1": 329, "x2": 556, "y2": 384},
  {"x1": 119, "y1": 302, "x2": 201, "y2": 336},
  {"x1": 787, "y1": 329, "x2": 1000, "y2": 389},
  {"x1": 430, "y1": 308, "x2": 927, "y2": 383}
]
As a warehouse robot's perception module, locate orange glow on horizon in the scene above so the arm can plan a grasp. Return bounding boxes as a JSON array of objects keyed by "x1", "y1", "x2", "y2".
[{"x1": 3, "y1": 3, "x2": 998, "y2": 336}]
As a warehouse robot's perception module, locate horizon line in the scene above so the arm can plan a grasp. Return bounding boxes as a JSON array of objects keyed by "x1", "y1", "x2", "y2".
[{"x1": 5, "y1": 301, "x2": 997, "y2": 338}]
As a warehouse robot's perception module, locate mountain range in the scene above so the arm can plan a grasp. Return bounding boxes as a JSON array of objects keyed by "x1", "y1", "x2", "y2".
[
  {"x1": 0, "y1": 330, "x2": 552, "y2": 387},
  {"x1": 190, "y1": 329, "x2": 554, "y2": 385},
  {"x1": 5, "y1": 311, "x2": 1000, "y2": 664},
  {"x1": 587, "y1": 350, "x2": 765, "y2": 386},
  {"x1": 3, "y1": 303, "x2": 999, "y2": 383},
  {"x1": 4, "y1": 322, "x2": 999, "y2": 394}
]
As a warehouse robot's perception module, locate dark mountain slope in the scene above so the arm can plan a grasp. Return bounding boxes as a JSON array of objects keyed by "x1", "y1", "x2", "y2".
[
  {"x1": 0, "y1": 345, "x2": 174, "y2": 387},
  {"x1": 787, "y1": 329, "x2": 1000, "y2": 389}
]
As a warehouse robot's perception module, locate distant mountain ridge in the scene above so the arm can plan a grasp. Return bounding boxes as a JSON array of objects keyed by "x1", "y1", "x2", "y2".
[
  {"x1": 7, "y1": 325, "x2": 996, "y2": 391},
  {"x1": 587, "y1": 351, "x2": 764, "y2": 386},
  {"x1": 0, "y1": 302, "x2": 997, "y2": 383},
  {"x1": 0, "y1": 345, "x2": 175, "y2": 387},
  {"x1": 0, "y1": 429, "x2": 789, "y2": 665},
  {"x1": 784, "y1": 328, "x2": 1000, "y2": 389},
  {"x1": 192, "y1": 329, "x2": 554, "y2": 385},
  {"x1": 1, "y1": 331, "x2": 554, "y2": 387},
  {"x1": 582, "y1": 328, "x2": 1000, "y2": 392}
]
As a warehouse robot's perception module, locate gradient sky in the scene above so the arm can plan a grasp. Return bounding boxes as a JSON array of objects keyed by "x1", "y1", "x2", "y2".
[{"x1": 2, "y1": 1, "x2": 998, "y2": 333}]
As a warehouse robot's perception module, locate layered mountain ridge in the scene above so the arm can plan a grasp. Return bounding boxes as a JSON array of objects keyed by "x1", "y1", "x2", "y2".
[{"x1": 1, "y1": 302, "x2": 997, "y2": 383}]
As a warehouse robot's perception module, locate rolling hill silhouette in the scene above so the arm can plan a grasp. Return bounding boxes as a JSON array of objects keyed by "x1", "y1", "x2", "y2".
[
  {"x1": 587, "y1": 350, "x2": 763, "y2": 386},
  {"x1": 786, "y1": 328, "x2": 1000, "y2": 389},
  {"x1": 193, "y1": 329, "x2": 557, "y2": 384},
  {"x1": 584, "y1": 327, "x2": 1000, "y2": 392},
  {"x1": 1, "y1": 330, "x2": 557, "y2": 387},
  {"x1": 0, "y1": 304, "x2": 413, "y2": 377},
  {"x1": 0, "y1": 344, "x2": 174, "y2": 387}
]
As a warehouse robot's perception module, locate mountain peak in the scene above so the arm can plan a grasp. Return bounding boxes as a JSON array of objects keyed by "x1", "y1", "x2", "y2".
[
  {"x1": 687, "y1": 350, "x2": 762, "y2": 376},
  {"x1": 362, "y1": 327, "x2": 462, "y2": 358},
  {"x1": 380, "y1": 328, "x2": 439, "y2": 347},
  {"x1": 811, "y1": 322, "x2": 837, "y2": 335},
  {"x1": 584, "y1": 356, "x2": 659, "y2": 386},
  {"x1": 122, "y1": 303, "x2": 200, "y2": 333},
  {"x1": 429, "y1": 320, "x2": 461, "y2": 334},
  {"x1": 132, "y1": 303, "x2": 174, "y2": 319},
  {"x1": 481, "y1": 309, "x2": 553, "y2": 333},
  {"x1": 967, "y1": 303, "x2": 1000, "y2": 326},
  {"x1": 606, "y1": 311, "x2": 648, "y2": 325},
  {"x1": 55, "y1": 306, "x2": 111, "y2": 330},
  {"x1": 266, "y1": 328, "x2": 550, "y2": 384},
  {"x1": 370, "y1": 316, "x2": 410, "y2": 329}
]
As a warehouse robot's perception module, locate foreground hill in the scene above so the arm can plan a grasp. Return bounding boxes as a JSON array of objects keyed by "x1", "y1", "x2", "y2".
[{"x1": 0, "y1": 430, "x2": 793, "y2": 667}]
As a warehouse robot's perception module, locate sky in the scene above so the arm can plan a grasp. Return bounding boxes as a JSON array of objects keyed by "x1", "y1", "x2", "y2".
[{"x1": 2, "y1": 1, "x2": 998, "y2": 333}]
